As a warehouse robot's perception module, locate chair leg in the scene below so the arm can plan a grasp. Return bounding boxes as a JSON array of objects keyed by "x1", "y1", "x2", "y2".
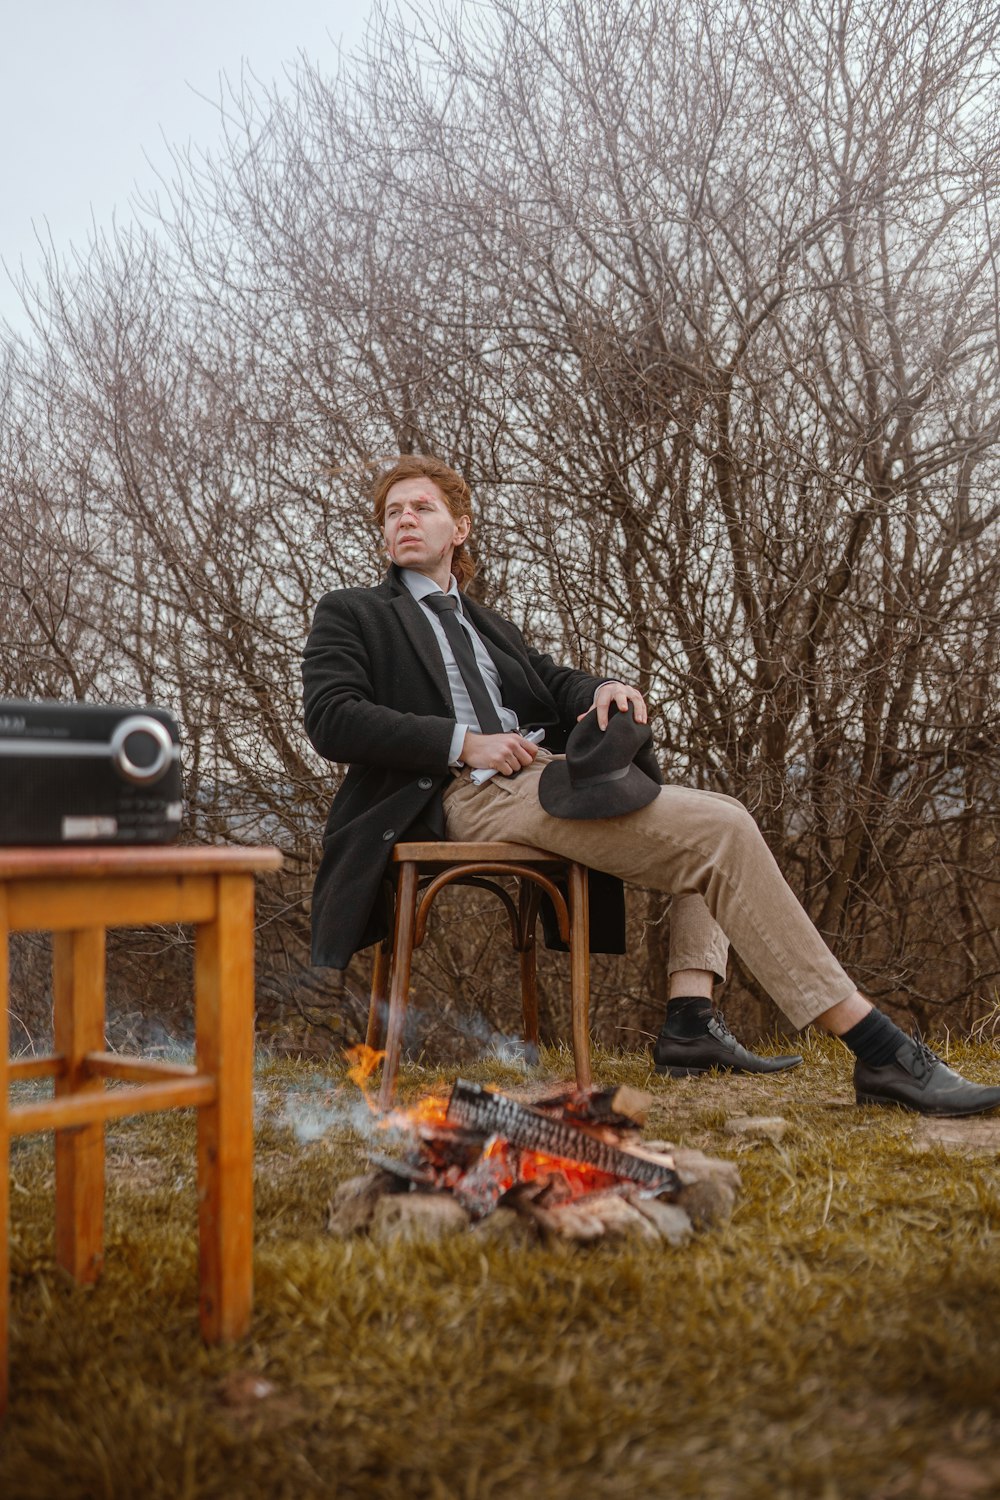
[
  {"x1": 378, "y1": 862, "x2": 419, "y2": 1110},
  {"x1": 195, "y1": 873, "x2": 254, "y2": 1343},
  {"x1": 517, "y1": 880, "x2": 540, "y2": 1046},
  {"x1": 53, "y1": 927, "x2": 106, "y2": 1285},
  {"x1": 367, "y1": 941, "x2": 389, "y2": 1049},
  {"x1": 520, "y1": 947, "x2": 539, "y2": 1046},
  {"x1": 567, "y1": 863, "x2": 592, "y2": 1089},
  {"x1": 1, "y1": 894, "x2": 10, "y2": 1419}
]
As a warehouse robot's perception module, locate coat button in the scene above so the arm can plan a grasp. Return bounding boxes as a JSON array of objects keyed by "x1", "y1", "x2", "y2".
[
  {"x1": 382, "y1": 829, "x2": 396, "y2": 842},
  {"x1": 418, "y1": 776, "x2": 433, "y2": 790}
]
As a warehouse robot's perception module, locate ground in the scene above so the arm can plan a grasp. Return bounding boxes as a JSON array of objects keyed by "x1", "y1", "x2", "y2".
[{"x1": 3, "y1": 1034, "x2": 1000, "y2": 1499}]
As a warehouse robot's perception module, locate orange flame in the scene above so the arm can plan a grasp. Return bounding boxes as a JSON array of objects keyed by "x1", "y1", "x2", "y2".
[
  {"x1": 344, "y1": 1043, "x2": 385, "y2": 1090},
  {"x1": 340, "y1": 1056, "x2": 619, "y2": 1202},
  {"x1": 343, "y1": 1045, "x2": 451, "y2": 1130},
  {"x1": 383, "y1": 1093, "x2": 452, "y2": 1131}
]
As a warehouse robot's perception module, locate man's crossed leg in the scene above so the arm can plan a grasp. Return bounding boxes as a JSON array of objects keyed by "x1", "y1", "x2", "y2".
[{"x1": 443, "y1": 760, "x2": 1000, "y2": 1117}]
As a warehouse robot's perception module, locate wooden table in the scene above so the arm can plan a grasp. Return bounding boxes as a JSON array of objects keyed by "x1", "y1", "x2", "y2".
[{"x1": 0, "y1": 844, "x2": 283, "y2": 1418}]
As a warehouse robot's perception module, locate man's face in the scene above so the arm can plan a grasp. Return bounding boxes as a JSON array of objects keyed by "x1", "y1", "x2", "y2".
[{"x1": 382, "y1": 476, "x2": 470, "y2": 578}]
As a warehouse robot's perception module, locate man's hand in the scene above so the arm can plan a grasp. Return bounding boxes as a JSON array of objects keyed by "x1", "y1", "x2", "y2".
[
  {"x1": 461, "y1": 730, "x2": 541, "y2": 776},
  {"x1": 578, "y1": 680, "x2": 648, "y2": 730}
]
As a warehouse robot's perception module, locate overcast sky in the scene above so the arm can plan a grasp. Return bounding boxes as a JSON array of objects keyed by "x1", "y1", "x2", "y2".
[{"x1": 0, "y1": 0, "x2": 369, "y2": 335}]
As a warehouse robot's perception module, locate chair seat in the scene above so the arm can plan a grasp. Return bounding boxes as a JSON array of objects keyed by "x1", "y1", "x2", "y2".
[{"x1": 391, "y1": 841, "x2": 563, "y2": 864}]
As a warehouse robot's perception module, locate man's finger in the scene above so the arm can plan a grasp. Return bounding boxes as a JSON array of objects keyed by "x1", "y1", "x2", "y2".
[
  {"x1": 493, "y1": 734, "x2": 538, "y2": 773},
  {"x1": 619, "y1": 686, "x2": 648, "y2": 724},
  {"x1": 595, "y1": 686, "x2": 618, "y2": 729},
  {"x1": 580, "y1": 683, "x2": 650, "y2": 728}
]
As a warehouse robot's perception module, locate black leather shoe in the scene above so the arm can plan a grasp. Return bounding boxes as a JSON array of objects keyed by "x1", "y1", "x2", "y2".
[
  {"x1": 855, "y1": 1037, "x2": 1000, "y2": 1116},
  {"x1": 653, "y1": 1015, "x2": 804, "y2": 1077}
]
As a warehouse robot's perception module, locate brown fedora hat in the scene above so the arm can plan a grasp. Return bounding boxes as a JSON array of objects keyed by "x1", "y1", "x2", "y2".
[{"x1": 538, "y1": 706, "x2": 662, "y2": 820}]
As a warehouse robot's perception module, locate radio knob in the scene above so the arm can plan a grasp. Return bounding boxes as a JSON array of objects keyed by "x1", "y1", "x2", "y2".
[{"x1": 109, "y1": 715, "x2": 175, "y2": 785}]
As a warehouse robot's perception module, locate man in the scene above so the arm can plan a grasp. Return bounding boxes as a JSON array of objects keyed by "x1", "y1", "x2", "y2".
[{"x1": 303, "y1": 455, "x2": 1000, "y2": 1116}]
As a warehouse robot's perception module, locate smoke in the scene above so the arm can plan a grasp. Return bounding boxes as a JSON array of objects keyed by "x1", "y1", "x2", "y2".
[
  {"x1": 368, "y1": 993, "x2": 542, "y2": 1072},
  {"x1": 278, "y1": 1085, "x2": 379, "y2": 1144},
  {"x1": 488, "y1": 1037, "x2": 540, "y2": 1068}
]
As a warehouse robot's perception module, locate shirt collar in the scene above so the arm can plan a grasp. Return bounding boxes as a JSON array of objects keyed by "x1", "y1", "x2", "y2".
[{"x1": 399, "y1": 568, "x2": 462, "y2": 608}]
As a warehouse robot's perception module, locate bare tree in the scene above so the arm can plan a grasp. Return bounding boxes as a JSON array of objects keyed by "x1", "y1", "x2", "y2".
[{"x1": 4, "y1": 0, "x2": 1000, "y2": 1047}]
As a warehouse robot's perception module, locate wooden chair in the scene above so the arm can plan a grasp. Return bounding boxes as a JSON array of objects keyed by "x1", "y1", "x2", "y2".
[
  {"x1": 367, "y1": 841, "x2": 591, "y2": 1107},
  {"x1": 0, "y1": 844, "x2": 282, "y2": 1419}
]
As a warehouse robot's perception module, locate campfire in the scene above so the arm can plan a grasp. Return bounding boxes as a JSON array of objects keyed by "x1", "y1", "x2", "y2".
[{"x1": 327, "y1": 1049, "x2": 741, "y2": 1244}]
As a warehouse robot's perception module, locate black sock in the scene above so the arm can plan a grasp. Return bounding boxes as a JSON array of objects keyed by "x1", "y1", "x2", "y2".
[
  {"x1": 664, "y1": 994, "x2": 714, "y2": 1037},
  {"x1": 841, "y1": 1009, "x2": 907, "y2": 1068}
]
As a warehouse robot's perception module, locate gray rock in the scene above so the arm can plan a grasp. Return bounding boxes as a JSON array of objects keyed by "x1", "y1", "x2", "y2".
[
  {"x1": 671, "y1": 1147, "x2": 742, "y2": 1190},
  {"x1": 723, "y1": 1115, "x2": 789, "y2": 1144},
  {"x1": 911, "y1": 1118, "x2": 1000, "y2": 1154},
  {"x1": 631, "y1": 1197, "x2": 694, "y2": 1245},
  {"x1": 471, "y1": 1206, "x2": 539, "y2": 1244},
  {"x1": 676, "y1": 1178, "x2": 737, "y2": 1229},
  {"x1": 326, "y1": 1169, "x2": 403, "y2": 1237},
  {"x1": 370, "y1": 1191, "x2": 471, "y2": 1244}
]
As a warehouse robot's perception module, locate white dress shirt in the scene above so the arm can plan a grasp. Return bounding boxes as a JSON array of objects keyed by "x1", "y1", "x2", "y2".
[{"x1": 399, "y1": 569, "x2": 519, "y2": 763}]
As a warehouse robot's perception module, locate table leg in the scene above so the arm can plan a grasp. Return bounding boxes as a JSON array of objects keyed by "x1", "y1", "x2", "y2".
[
  {"x1": 1, "y1": 893, "x2": 10, "y2": 1418},
  {"x1": 195, "y1": 874, "x2": 254, "y2": 1343},
  {"x1": 53, "y1": 927, "x2": 106, "y2": 1284}
]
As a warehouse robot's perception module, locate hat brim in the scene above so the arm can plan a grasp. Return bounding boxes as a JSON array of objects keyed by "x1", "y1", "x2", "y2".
[{"x1": 537, "y1": 760, "x2": 661, "y2": 820}]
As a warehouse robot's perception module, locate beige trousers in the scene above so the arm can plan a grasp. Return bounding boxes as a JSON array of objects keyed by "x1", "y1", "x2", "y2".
[{"x1": 442, "y1": 756, "x2": 855, "y2": 1030}]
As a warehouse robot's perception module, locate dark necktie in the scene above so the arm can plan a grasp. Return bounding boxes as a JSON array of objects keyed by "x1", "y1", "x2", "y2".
[{"x1": 424, "y1": 593, "x2": 505, "y2": 734}]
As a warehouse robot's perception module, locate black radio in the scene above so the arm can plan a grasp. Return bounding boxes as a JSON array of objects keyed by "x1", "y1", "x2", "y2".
[{"x1": 0, "y1": 700, "x2": 184, "y2": 845}]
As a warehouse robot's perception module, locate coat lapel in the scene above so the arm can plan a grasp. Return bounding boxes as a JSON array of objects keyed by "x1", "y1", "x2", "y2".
[{"x1": 386, "y1": 571, "x2": 454, "y2": 711}]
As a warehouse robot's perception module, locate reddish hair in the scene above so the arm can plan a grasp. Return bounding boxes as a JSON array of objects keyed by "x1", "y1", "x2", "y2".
[{"x1": 372, "y1": 454, "x2": 476, "y2": 590}]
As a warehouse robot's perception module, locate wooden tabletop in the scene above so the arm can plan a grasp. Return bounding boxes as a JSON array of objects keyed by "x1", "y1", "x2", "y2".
[{"x1": 0, "y1": 845, "x2": 284, "y2": 880}]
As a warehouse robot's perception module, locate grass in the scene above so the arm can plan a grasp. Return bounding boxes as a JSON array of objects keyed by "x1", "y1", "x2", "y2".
[{"x1": 3, "y1": 1035, "x2": 1000, "y2": 1499}]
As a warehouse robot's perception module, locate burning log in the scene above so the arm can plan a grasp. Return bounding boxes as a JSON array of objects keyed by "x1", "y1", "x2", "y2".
[
  {"x1": 445, "y1": 1081, "x2": 681, "y2": 1194},
  {"x1": 326, "y1": 1077, "x2": 741, "y2": 1245},
  {"x1": 525, "y1": 1082, "x2": 654, "y2": 1129}
]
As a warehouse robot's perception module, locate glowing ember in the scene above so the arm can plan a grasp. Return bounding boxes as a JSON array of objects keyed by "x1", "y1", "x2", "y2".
[
  {"x1": 517, "y1": 1150, "x2": 617, "y2": 1196},
  {"x1": 342, "y1": 1061, "x2": 680, "y2": 1222}
]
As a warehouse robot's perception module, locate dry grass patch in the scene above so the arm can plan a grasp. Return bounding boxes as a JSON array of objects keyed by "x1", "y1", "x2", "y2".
[{"x1": 3, "y1": 1036, "x2": 1000, "y2": 1498}]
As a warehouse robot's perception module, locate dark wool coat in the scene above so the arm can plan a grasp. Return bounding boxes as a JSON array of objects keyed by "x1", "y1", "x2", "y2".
[{"x1": 302, "y1": 566, "x2": 630, "y2": 969}]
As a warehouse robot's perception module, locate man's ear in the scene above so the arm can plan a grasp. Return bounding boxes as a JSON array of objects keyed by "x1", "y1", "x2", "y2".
[{"x1": 454, "y1": 515, "x2": 471, "y2": 544}]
